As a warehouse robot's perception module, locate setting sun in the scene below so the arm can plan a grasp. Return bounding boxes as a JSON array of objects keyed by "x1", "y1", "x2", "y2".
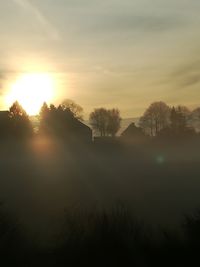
[{"x1": 6, "y1": 73, "x2": 55, "y2": 115}]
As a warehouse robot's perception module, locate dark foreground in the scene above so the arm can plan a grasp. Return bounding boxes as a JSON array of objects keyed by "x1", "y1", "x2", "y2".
[
  {"x1": 1, "y1": 204, "x2": 200, "y2": 267},
  {"x1": 0, "y1": 137, "x2": 200, "y2": 266}
]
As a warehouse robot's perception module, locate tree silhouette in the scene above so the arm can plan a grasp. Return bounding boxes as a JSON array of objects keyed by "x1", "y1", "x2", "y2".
[
  {"x1": 8, "y1": 101, "x2": 33, "y2": 138},
  {"x1": 139, "y1": 101, "x2": 170, "y2": 136},
  {"x1": 39, "y1": 102, "x2": 50, "y2": 134},
  {"x1": 171, "y1": 106, "x2": 195, "y2": 134},
  {"x1": 61, "y1": 99, "x2": 84, "y2": 121},
  {"x1": 158, "y1": 106, "x2": 195, "y2": 139},
  {"x1": 89, "y1": 108, "x2": 109, "y2": 137},
  {"x1": 89, "y1": 108, "x2": 121, "y2": 137},
  {"x1": 39, "y1": 102, "x2": 49, "y2": 118},
  {"x1": 9, "y1": 101, "x2": 27, "y2": 117},
  {"x1": 190, "y1": 107, "x2": 200, "y2": 132},
  {"x1": 170, "y1": 107, "x2": 185, "y2": 131},
  {"x1": 107, "y1": 109, "x2": 121, "y2": 137},
  {"x1": 38, "y1": 102, "x2": 91, "y2": 142}
]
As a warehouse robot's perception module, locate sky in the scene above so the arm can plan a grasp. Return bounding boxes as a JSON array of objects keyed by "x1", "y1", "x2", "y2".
[{"x1": 0, "y1": 0, "x2": 200, "y2": 118}]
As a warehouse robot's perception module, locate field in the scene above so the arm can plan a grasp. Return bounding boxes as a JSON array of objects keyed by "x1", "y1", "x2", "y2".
[{"x1": 0, "y1": 138, "x2": 200, "y2": 265}]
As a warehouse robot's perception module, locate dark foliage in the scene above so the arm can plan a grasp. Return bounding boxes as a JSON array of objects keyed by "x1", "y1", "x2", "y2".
[
  {"x1": 39, "y1": 102, "x2": 92, "y2": 143},
  {"x1": 2, "y1": 200, "x2": 200, "y2": 266},
  {"x1": 0, "y1": 102, "x2": 33, "y2": 140}
]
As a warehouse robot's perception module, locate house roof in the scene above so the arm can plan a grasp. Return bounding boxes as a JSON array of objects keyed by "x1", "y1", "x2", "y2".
[{"x1": 121, "y1": 122, "x2": 144, "y2": 137}]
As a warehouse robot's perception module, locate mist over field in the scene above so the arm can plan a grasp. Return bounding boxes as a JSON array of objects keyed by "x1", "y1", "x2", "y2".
[
  {"x1": 0, "y1": 100, "x2": 200, "y2": 267},
  {"x1": 0, "y1": 137, "x2": 200, "y2": 246}
]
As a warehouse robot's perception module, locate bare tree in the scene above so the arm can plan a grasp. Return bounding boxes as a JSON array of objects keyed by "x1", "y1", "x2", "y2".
[
  {"x1": 89, "y1": 108, "x2": 109, "y2": 137},
  {"x1": 139, "y1": 101, "x2": 170, "y2": 136},
  {"x1": 61, "y1": 99, "x2": 84, "y2": 121},
  {"x1": 89, "y1": 108, "x2": 121, "y2": 137},
  {"x1": 107, "y1": 109, "x2": 121, "y2": 137}
]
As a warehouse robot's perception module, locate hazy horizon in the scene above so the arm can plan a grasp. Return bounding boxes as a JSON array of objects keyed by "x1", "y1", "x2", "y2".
[{"x1": 1, "y1": 0, "x2": 200, "y2": 118}]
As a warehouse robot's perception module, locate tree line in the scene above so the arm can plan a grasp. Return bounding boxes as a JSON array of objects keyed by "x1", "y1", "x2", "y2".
[
  {"x1": 0, "y1": 99, "x2": 200, "y2": 140},
  {"x1": 139, "y1": 101, "x2": 197, "y2": 138},
  {"x1": 90, "y1": 101, "x2": 200, "y2": 139},
  {"x1": 0, "y1": 100, "x2": 85, "y2": 139}
]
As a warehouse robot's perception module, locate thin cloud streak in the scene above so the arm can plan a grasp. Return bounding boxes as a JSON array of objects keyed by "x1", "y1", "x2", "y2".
[
  {"x1": 169, "y1": 60, "x2": 200, "y2": 88},
  {"x1": 12, "y1": 0, "x2": 60, "y2": 40}
]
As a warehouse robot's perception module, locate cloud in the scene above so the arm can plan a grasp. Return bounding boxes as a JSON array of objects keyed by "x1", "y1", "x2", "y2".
[
  {"x1": 12, "y1": 0, "x2": 60, "y2": 40},
  {"x1": 170, "y1": 60, "x2": 200, "y2": 88},
  {"x1": 88, "y1": 14, "x2": 183, "y2": 34}
]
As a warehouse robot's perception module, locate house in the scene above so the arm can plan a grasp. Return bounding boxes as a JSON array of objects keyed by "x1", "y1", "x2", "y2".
[
  {"x1": 68, "y1": 119, "x2": 92, "y2": 144},
  {"x1": 121, "y1": 122, "x2": 146, "y2": 143},
  {"x1": 0, "y1": 111, "x2": 10, "y2": 139},
  {"x1": 0, "y1": 111, "x2": 9, "y2": 120},
  {"x1": 0, "y1": 111, "x2": 9, "y2": 126},
  {"x1": 40, "y1": 111, "x2": 93, "y2": 144}
]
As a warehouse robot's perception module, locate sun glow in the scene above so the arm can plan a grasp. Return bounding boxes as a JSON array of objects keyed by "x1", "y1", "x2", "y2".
[{"x1": 6, "y1": 73, "x2": 55, "y2": 115}]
